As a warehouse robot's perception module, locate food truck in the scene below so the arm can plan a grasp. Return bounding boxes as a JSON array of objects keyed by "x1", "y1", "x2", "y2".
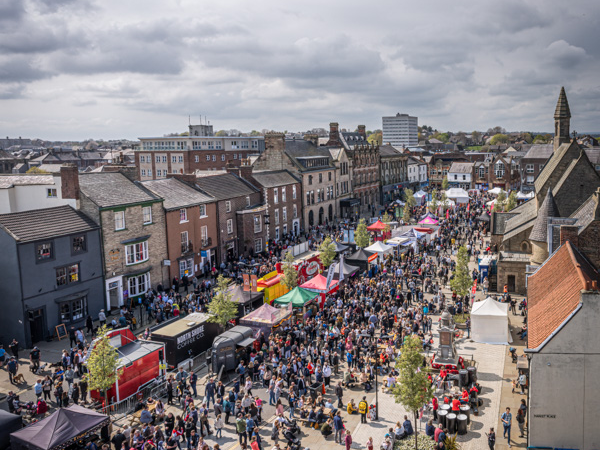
[
  {"x1": 211, "y1": 326, "x2": 256, "y2": 373},
  {"x1": 150, "y1": 313, "x2": 220, "y2": 369}
]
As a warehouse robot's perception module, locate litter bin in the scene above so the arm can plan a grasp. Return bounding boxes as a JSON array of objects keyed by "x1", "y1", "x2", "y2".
[
  {"x1": 456, "y1": 414, "x2": 468, "y2": 435},
  {"x1": 309, "y1": 382, "x2": 323, "y2": 401}
]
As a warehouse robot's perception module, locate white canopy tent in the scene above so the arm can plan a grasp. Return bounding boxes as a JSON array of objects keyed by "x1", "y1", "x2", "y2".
[
  {"x1": 413, "y1": 190, "x2": 427, "y2": 205},
  {"x1": 427, "y1": 198, "x2": 455, "y2": 208},
  {"x1": 365, "y1": 241, "x2": 394, "y2": 255},
  {"x1": 471, "y1": 297, "x2": 511, "y2": 345},
  {"x1": 445, "y1": 188, "x2": 470, "y2": 204},
  {"x1": 488, "y1": 187, "x2": 507, "y2": 196},
  {"x1": 516, "y1": 191, "x2": 534, "y2": 200}
]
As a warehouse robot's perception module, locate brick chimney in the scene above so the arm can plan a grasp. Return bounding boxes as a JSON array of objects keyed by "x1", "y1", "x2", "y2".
[
  {"x1": 357, "y1": 125, "x2": 366, "y2": 138},
  {"x1": 60, "y1": 164, "x2": 79, "y2": 200},
  {"x1": 167, "y1": 173, "x2": 196, "y2": 185},
  {"x1": 560, "y1": 225, "x2": 579, "y2": 247},
  {"x1": 264, "y1": 133, "x2": 286, "y2": 153},
  {"x1": 327, "y1": 122, "x2": 341, "y2": 146},
  {"x1": 304, "y1": 134, "x2": 319, "y2": 146},
  {"x1": 225, "y1": 160, "x2": 253, "y2": 181},
  {"x1": 101, "y1": 164, "x2": 138, "y2": 182}
]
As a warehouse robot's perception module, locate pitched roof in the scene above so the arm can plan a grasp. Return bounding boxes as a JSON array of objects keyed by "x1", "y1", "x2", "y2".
[
  {"x1": 379, "y1": 144, "x2": 402, "y2": 157},
  {"x1": 0, "y1": 205, "x2": 98, "y2": 243},
  {"x1": 502, "y1": 199, "x2": 537, "y2": 240},
  {"x1": 194, "y1": 173, "x2": 258, "y2": 201},
  {"x1": 554, "y1": 86, "x2": 571, "y2": 118},
  {"x1": 570, "y1": 189, "x2": 600, "y2": 231},
  {"x1": 523, "y1": 144, "x2": 553, "y2": 160},
  {"x1": 141, "y1": 178, "x2": 214, "y2": 210},
  {"x1": 251, "y1": 170, "x2": 299, "y2": 188},
  {"x1": 448, "y1": 162, "x2": 473, "y2": 173},
  {"x1": 529, "y1": 188, "x2": 558, "y2": 242},
  {"x1": 79, "y1": 172, "x2": 158, "y2": 208},
  {"x1": 527, "y1": 241, "x2": 599, "y2": 349},
  {"x1": 0, "y1": 174, "x2": 55, "y2": 189},
  {"x1": 533, "y1": 141, "x2": 578, "y2": 194}
]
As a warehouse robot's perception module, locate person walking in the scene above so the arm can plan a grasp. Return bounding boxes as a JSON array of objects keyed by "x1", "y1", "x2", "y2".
[
  {"x1": 501, "y1": 407, "x2": 512, "y2": 447},
  {"x1": 345, "y1": 430, "x2": 352, "y2": 450},
  {"x1": 7, "y1": 356, "x2": 18, "y2": 384},
  {"x1": 9, "y1": 339, "x2": 19, "y2": 360},
  {"x1": 333, "y1": 411, "x2": 344, "y2": 444},
  {"x1": 485, "y1": 427, "x2": 496, "y2": 449},
  {"x1": 335, "y1": 382, "x2": 344, "y2": 408},
  {"x1": 358, "y1": 397, "x2": 368, "y2": 424}
]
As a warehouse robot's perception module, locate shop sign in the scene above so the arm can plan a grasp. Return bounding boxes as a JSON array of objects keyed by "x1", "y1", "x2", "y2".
[{"x1": 306, "y1": 261, "x2": 319, "y2": 276}]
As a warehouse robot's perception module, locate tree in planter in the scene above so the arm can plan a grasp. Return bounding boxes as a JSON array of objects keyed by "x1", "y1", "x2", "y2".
[
  {"x1": 281, "y1": 251, "x2": 298, "y2": 290},
  {"x1": 494, "y1": 191, "x2": 506, "y2": 212},
  {"x1": 207, "y1": 275, "x2": 238, "y2": 329},
  {"x1": 318, "y1": 236, "x2": 337, "y2": 268},
  {"x1": 430, "y1": 189, "x2": 439, "y2": 214},
  {"x1": 441, "y1": 176, "x2": 449, "y2": 191},
  {"x1": 403, "y1": 202, "x2": 412, "y2": 222},
  {"x1": 390, "y1": 335, "x2": 434, "y2": 450},
  {"x1": 505, "y1": 191, "x2": 517, "y2": 212},
  {"x1": 87, "y1": 325, "x2": 123, "y2": 409},
  {"x1": 450, "y1": 245, "x2": 472, "y2": 299},
  {"x1": 355, "y1": 218, "x2": 370, "y2": 248},
  {"x1": 382, "y1": 212, "x2": 392, "y2": 234}
]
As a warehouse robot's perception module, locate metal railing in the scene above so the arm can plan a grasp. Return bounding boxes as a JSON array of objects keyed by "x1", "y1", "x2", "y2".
[
  {"x1": 201, "y1": 237, "x2": 212, "y2": 248},
  {"x1": 181, "y1": 241, "x2": 193, "y2": 254}
]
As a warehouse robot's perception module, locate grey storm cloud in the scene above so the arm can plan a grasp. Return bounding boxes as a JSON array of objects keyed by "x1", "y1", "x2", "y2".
[{"x1": 2, "y1": 0, "x2": 600, "y2": 140}]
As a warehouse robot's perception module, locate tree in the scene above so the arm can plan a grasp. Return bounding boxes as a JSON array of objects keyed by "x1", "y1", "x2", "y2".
[
  {"x1": 403, "y1": 202, "x2": 412, "y2": 222},
  {"x1": 318, "y1": 236, "x2": 337, "y2": 268},
  {"x1": 533, "y1": 134, "x2": 550, "y2": 144},
  {"x1": 440, "y1": 191, "x2": 449, "y2": 212},
  {"x1": 382, "y1": 212, "x2": 392, "y2": 224},
  {"x1": 281, "y1": 251, "x2": 298, "y2": 290},
  {"x1": 215, "y1": 130, "x2": 228, "y2": 136},
  {"x1": 471, "y1": 130, "x2": 481, "y2": 144},
  {"x1": 487, "y1": 126, "x2": 506, "y2": 135},
  {"x1": 450, "y1": 245, "x2": 472, "y2": 297},
  {"x1": 87, "y1": 325, "x2": 123, "y2": 406},
  {"x1": 505, "y1": 191, "x2": 517, "y2": 212},
  {"x1": 404, "y1": 188, "x2": 416, "y2": 208},
  {"x1": 355, "y1": 218, "x2": 370, "y2": 248},
  {"x1": 430, "y1": 189, "x2": 439, "y2": 213},
  {"x1": 494, "y1": 191, "x2": 506, "y2": 212},
  {"x1": 490, "y1": 133, "x2": 509, "y2": 145},
  {"x1": 26, "y1": 166, "x2": 49, "y2": 174},
  {"x1": 441, "y1": 176, "x2": 449, "y2": 191},
  {"x1": 390, "y1": 335, "x2": 434, "y2": 450},
  {"x1": 207, "y1": 275, "x2": 238, "y2": 329},
  {"x1": 522, "y1": 132, "x2": 533, "y2": 144},
  {"x1": 367, "y1": 131, "x2": 382, "y2": 146}
]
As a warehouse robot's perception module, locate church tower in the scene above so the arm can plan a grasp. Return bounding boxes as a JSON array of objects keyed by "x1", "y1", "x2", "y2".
[{"x1": 554, "y1": 86, "x2": 571, "y2": 152}]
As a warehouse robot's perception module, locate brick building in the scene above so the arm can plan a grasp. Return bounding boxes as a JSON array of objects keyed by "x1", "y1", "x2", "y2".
[
  {"x1": 427, "y1": 153, "x2": 469, "y2": 188},
  {"x1": 193, "y1": 173, "x2": 265, "y2": 262},
  {"x1": 379, "y1": 144, "x2": 408, "y2": 204},
  {"x1": 141, "y1": 176, "x2": 218, "y2": 280},
  {"x1": 488, "y1": 153, "x2": 522, "y2": 191},
  {"x1": 78, "y1": 172, "x2": 168, "y2": 310},
  {"x1": 520, "y1": 144, "x2": 553, "y2": 192}
]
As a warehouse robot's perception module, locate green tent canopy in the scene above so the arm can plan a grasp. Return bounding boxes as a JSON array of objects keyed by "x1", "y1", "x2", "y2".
[{"x1": 273, "y1": 287, "x2": 318, "y2": 307}]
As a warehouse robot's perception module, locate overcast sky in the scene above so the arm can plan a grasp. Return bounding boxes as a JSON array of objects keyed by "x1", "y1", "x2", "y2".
[{"x1": 1, "y1": 0, "x2": 599, "y2": 141}]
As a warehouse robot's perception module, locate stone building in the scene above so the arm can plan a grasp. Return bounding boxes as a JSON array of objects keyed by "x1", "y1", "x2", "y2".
[
  {"x1": 520, "y1": 144, "x2": 553, "y2": 192},
  {"x1": 141, "y1": 176, "x2": 218, "y2": 280},
  {"x1": 78, "y1": 172, "x2": 168, "y2": 310},
  {"x1": 328, "y1": 146, "x2": 355, "y2": 219},
  {"x1": 492, "y1": 88, "x2": 600, "y2": 294},
  {"x1": 379, "y1": 144, "x2": 408, "y2": 204}
]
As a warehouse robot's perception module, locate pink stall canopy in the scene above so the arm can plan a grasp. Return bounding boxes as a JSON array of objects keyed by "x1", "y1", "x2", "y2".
[
  {"x1": 418, "y1": 216, "x2": 439, "y2": 225},
  {"x1": 300, "y1": 273, "x2": 339, "y2": 293}
]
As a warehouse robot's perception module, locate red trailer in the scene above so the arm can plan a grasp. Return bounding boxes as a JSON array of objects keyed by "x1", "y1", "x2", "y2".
[{"x1": 90, "y1": 328, "x2": 165, "y2": 403}]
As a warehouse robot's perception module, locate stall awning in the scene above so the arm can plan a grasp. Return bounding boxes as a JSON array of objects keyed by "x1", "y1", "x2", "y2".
[
  {"x1": 237, "y1": 337, "x2": 256, "y2": 347},
  {"x1": 340, "y1": 198, "x2": 360, "y2": 207}
]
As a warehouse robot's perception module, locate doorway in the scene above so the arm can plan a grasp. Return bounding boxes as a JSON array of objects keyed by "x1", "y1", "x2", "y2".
[
  {"x1": 107, "y1": 279, "x2": 121, "y2": 310},
  {"x1": 28, "y1": 308, "x2": 45, "y2": 343},
  {"x1": 507, "y1": 275, "x2": 516, "y2": 293}
]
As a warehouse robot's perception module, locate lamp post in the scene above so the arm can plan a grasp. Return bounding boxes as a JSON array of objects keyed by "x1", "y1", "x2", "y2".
[{"x1": 359, "y1": 332, "x2": 390, "y2": 420}]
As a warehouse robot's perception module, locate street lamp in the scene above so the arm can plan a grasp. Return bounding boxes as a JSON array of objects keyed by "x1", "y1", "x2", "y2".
[{"x1": 359, "y1": 332, "x2": 390, "y2": 420}]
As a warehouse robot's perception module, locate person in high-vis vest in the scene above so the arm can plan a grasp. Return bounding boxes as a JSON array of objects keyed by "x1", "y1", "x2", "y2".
[{"x1": 358, "y1": 396, "x2": 368, "y2": 424}]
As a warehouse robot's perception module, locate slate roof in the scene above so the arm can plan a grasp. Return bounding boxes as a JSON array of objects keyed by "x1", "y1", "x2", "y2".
[
  {"x1": 492, "y1": 212, "x2": 518, "y2": 235},
  {"x1": 584, "y1": 148, "x2": 600, "y2": 166},
  {"x1": 0, "y1": 174, "x2": 55, "y2": 189},
  {"x1": 529, "y1": 188, "x2": 558, "y2": 242},
  {"x1": 527, "y1": 241, "x2": 599, "y2": 350},
  {"x1": 523, "y1": 144, "x2": 553, "y2": 160},
  {"x1": 554, "y1": 86, "x2": 571, "y2": 118},
  {"x1": 251, "y1": 170, "x2": 300, "y2": 188},
  {"x1": 570, "y1": 190, "x2": 600, "y2": 231},
  {"x1": 194, "y1": 173, "x2": 258, "y2": 201},
  {"x1": 448, "y1": 162, "x2": 473, "y2": 173},
  {"x1": 502, "y1": 200, "x2": 537, "y2": 241},
  {"x1": 0, "y1": 205, "x2": 98, "y2": 243},
  {"x1": 141, "y1": 178, "x2": 214, "y2": 210},
  {"x1": 79, "y1": 172, "x2": 158, "y2": 208},
  {"x1": 379, "y1": 144, "x2": 402, "y2": 157},
  {"x1": 533, "y1": 141, "x2": 576, "y2": 193}
]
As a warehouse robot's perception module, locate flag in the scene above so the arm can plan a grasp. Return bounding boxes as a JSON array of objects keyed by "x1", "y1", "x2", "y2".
[
  {"x1": 446, "y1": 209, "x2": 449, "y2": 220},
  {"x1": 243, "y1": 273, "x2": 250, "y2": 291},
  {"x1": 339, "y1": 255, "x2": 345, "y2": 282},
  {"x1": 467, "y1": 203, "x2": 470, "y2": 212},
  {"x1": 250, "y1": 274, "x2": 258, "y2": 292}
]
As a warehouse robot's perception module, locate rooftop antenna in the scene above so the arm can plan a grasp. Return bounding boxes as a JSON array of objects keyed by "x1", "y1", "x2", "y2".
[{"x1": 188, "y1": 115, "x2": 191, "y2": 125}]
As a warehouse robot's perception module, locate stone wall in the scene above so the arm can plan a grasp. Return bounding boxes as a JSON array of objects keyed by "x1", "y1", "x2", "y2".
[{"x1": 497, "y1": 260, "x2": 528, "y2": 294}]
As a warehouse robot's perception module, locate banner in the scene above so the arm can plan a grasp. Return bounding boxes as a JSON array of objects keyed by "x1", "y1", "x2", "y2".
[
  {"x1": 325, "y1": 263, "x2": 336, "y2": 289},
  {"x1": 338, "y1": 255, "x2": 345, "y2": 282},
  {"x1": 243, "y1": 273, "x2": 250, "y2": 292},
  {"x1": 250, "y1": 274, "x2": 258, "y2": 292}
]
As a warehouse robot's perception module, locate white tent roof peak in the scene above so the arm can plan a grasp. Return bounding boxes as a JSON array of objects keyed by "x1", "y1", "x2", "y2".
[
  {"x1": 365, "y1": 241, "x2": 393, "y2": 252},
  {"x1": 472, "y1": 297, "x2": 509, "y2": 316}
]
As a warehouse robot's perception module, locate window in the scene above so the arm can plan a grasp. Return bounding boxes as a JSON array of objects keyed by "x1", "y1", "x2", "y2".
[
  {"x1": 275, "y1": 227, "x2": 280, "y2": 241},
  {"x1": 255, "y1": 238, "x2": 262, "y2": 253},
  {"x1": 199, "y1": 204, "x2": 207, "y2": 217},
  {"x1": 141, "y1": 169, "x2": 146, "y2": 177},
  {"x1": 221, "y1": 154, "x2": 226, "y2": 161},
  {"x1": 454, "y1": 175, "x2": 458, "y2": 180},
  {"x1": 293, "y1": 204, "x2": 298, "y2": 219},
  {"x1": 59, "y1": 296, "x2": 87, "y2": 323},
  {"x1": 140, "y1": 155, "x2": 145, "y2": 163},
  {"x1": 157, "y1": 169, "x2": 162, "y2": 177},
  {"x1": 114, "y1": 211, "x2": 125, "y2": 230},
  {"x1": 495, "y1": 162, "x2": 505, "y2": 177},
  {"x1": 254, "y1": 215, "x2": 262, "y2": 233},
  {"x1": 328, "y1": 172, "x2": 332, "y2": 181},
  {"x1": 241, "y1": 140, "x2": 249, "y2": 149},
  {"x1": 72, "y1": 235, "x2": 86, "y2": 254},
  {"x1": 246, "y1": 196, "x2": 251, "y2": 207},
  {"x1": 526, "y1": 175, "x2": 534, "y2": 183},
  {"x1": 128, "y1": 273, "x2": 150, "y2": 297},
  {"x1": 226, "y1": 201, "x2": 231, "y2": 212},
  {"x1": 283, "y1": 224, "x2": 288, "y2": 235},
  {"x1": 306, "y1": 191, "x2": 311, "y2": 205},
  {"x1": 239, "y1": 153, "x2": 242, "y2": 160},
  {"x1": 125, "y1": 241, "x2": 149, "y2": 265},
  {"x1": 36, "y1": 242, "x2": 53, "y2": 261},
  {"x1": 274, "y1": 209, "x2": 280, "y2": 225},
  {"x1": 172, "y1": 156, "x2": 177, "y2": 163},
  {"x1": 227, "y1": 219, "x2": 233, "y2": 234},
  {"x1": 319, "y1": 173, "x2": 323, "y2": 183},
  {"x1": 155, "y1": 155, "x2": 160, "y2": 163},
  {"x1": 212, "y1": 155, "x2": 216, "y2": 161},
  {"x1": 178, "y1": 156, "x2": 183, "y2": 163},
  {"x1": 526, "y1": 164, "x2": 534, "y2": 173},
  {"x1": 462, "y1": 175, "x2": 466, "y2": 181},
  {"x1": 281, "y1": 187, "x2": 286, "y2": 202},
  {"x1": 195, "y1": 155, "x2": 199, "y2": 163},
  {"x1": 47, "y1": 188, "x2": 57, "y2": 198},
  {"x1": 282, "y1": 206, "x2": 287, "y2": 222},
  {"x1": 162, "y1": 156, "x2": 167, "y2": 163},
  {"x1": 143, "y1": 206, "x2": 152, "y2": 224},
  {"x1": 56, "y1": 263, "x2": 79, "y2": 286},
  {"x1": 147, "y1": 169, "x2": 152, "y2": 177},
  {"x1": 180, "y1": 208, "x2": 188, "y2": 223},
  {"x1": 292, "y1": 185, "x2": 297, "y2": 199},
  {"x1": 206, "y1": 155, "x2": 210, "y2": 161},
  {"x1": 274, "y1": 188, "x2": 279, "y2": 204},
  {"x1": 201, "y1": 225, "x2": 208, "y2": 242},
  {"x1": 308, "y1": 175, "x2": 313, "y2": 185},
  {"x1": 233, "y1": 154, "x2": 237, "y2": 159},
  {"x1": 181, "y1": 231, "x2": 189, "y2": 252},
  {"x1": 231, "y1": 141, "x2": 238, "y2": 149}
]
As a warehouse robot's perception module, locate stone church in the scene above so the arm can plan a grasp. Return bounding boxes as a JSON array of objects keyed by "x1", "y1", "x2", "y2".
[{"x1": 492, "y1": 88, "x2": 600, "y2": 294}]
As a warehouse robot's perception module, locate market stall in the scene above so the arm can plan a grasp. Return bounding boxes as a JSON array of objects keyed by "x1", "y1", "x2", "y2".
[
  {"x1": 239, "y1": 303, "x2": 292, "y2": 338},
  {"x1": 365, "y1": 241, "x2": 394, "y2": 262},
  {"x1": 332, "y1": 259, "x2": 360, "y2": 280},
  {"x1": 418, "y1": 216, "x2": 439, "y2": 225},
  {"x1": 0, "y1": 409, "x2": 22, "y2": 450},
  {"x1": 488, "y1": 187, "x2": 507, "y2": 197},
  {"x1": 228, "y1": 284, "x2": 265, "y2": 317},
  {"x1": 367, "y1": 220, "x2": 391, "y2": 241},
  {"x1": 211, "y1": 326, "x2": 256, "y2": 373},
  {"x1": 345, "y1": 248, "x2": 377, "y2": 273},
  {"x1": 10, "y1": 405, "x2": 110, "y2": 450},
  {"x1": 332, "y1": 240, "x2": 350, "y2": 254},
  {"x1": 471, "y1": 297, "x2": 511, "y2": 345},
  {"x1": 445, "y1": 188, "x2": 470, "y2": 204},
  {"x1": 300, "y1": 273, "x2": 340, "y2": 306},
  {"x1": 413, "y1": 190, "x2": 428, "y2": 205},
  {"x1": 273, "y1": 287, "x2": 319, "y2": 319},
  {"x1": 256, "y1": 271, "x2": 288, "y2": 305}
]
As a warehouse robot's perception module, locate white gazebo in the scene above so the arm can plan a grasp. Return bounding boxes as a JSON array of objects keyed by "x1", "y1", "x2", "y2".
[
  {"x1": 413, "y1": 190, "x2": 428, "y2": 205},
  {"x1": 365, "y1": 241, "x2": 394, "y2": 256},
  {"x1": 471, "y1": 297, "x2": 511, "y2": 345},
  {"x1": 488, "y1": 187, "x2": 507, "y2": 197},
  {"x1": 445, "y1": 188, "x2": 470, "y2": 204}
]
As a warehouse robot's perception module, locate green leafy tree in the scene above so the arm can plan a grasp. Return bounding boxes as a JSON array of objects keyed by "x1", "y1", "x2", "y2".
[
  {"x1": 505, "y1": 191, "x2": 517, "y2": 212},
  {"x1": 355, "y1": 218, "x2": 370, "y2": 248},
  {"x1": 207, "y1": 275, "x2": 238, "y2": 329},
  {"x1": 281, "y1": 251, "x2": 298, "y2": 290},
  {"x1": 390, "y1": 335, "x2": 434, "y2": 450},
  {"x1": 87, "y1": 325, "x2": 123, "y2": 405},
  {"x1": 494, "y1": 191, "x2": 506, "y2": 212},
  {"x1": 450, "y1": 246, "x2": 472, "y2": 297},
  {"x1": 403, "y1": 202, "x2": 412, "y2": 222},
  {"x1": 533, "y1": 134, "x2": 550, "y2": 144},
  {"x1": 215, "y1": 130, "x2": 228, "y2": 136},
  {"x1": 471, "y1": 131, "x2": 481, "y2": 144},
  {"x1": 440, "y1": 191, "x2": 449, "y2": 212},
  {"x1": 26, "y1": 166, "x2": 49, "y2": 174},
  {"x1": 441, "y1": 176, "x2": 449, "y2": 191},
  {"x1": 490, "y1": 133, "x2": 509, "y2": 145},
  {"x1": 522, "y1": 132, "x2": 533, "y2": 144},
  {"x1": 405, "y1": 188, "x2": 416, "y2": 208},
  {"x1": 318, "y1": 236, "x2": 337, "y2": 268},
  {"x1": 430, "y1": 189, "x2": 439, "y2": 213},
  {"x1": 367, "y1": 131, "x2": 382, "y2": 146},
  {"x1": 382, "y1": 212, "x2": 392, "y2": 233}
]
